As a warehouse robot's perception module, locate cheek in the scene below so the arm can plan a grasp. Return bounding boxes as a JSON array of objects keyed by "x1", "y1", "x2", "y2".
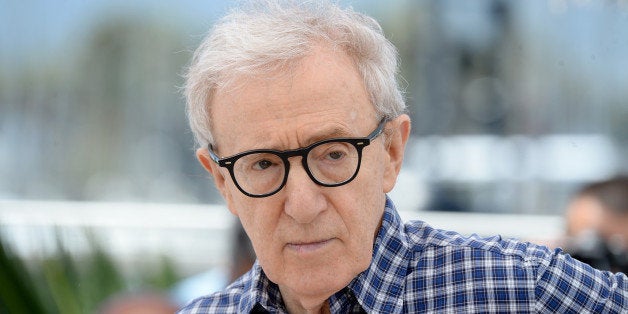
[
  {"x1": 348, "y1": 146, "x2": 387, "y2": 196},
  {"x1": 339, "y1": 173, "x2": 386, "y2": 250},
  {"x1": 363, "y1": 145, "x2": 388, "y2": 187},
  {"x1": 340, "y1": 196, "x2": 383, "y2": 274},
  {"x1": 232, "y1": 198, "x2": 281, "y2": 257}
]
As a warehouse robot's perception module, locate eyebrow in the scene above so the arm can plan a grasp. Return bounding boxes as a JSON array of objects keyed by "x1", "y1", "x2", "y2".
[
  {"x1": 304, "y1": 127, "x2": 354, "y2": 146},
  {"x1": 243, "y1": 126, "x2": 355, "y2": 153},
  {"x1": 215, "y1": 125, "x2": 359, "y2": 158}
]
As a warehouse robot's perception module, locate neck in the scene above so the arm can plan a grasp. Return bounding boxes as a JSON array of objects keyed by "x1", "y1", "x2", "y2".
[
  {"x1": 286, "y1": 300, "x2": 330, "y2": 314},
  {"x1": 280, "y1": 288, "x2": 332, "y2": 314}
]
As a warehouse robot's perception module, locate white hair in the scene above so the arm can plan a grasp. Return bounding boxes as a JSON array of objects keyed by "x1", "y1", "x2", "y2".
[{"x1": 184, "y1": 0, "x2": 406, "y2": 147}]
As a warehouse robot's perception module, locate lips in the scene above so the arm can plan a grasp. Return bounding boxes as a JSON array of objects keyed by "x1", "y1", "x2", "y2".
[{"x1": 286, "y1": 238, "x2": 334, "y2": 254}]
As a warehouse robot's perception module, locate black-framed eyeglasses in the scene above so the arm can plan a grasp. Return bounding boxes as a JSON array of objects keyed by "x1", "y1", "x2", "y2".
[{"x1": 208, "y1": 119, "x2": 387, "y2": 198}]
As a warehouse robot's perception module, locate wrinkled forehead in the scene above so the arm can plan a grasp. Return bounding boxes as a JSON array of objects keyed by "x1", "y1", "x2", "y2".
[
  {"x1": 208, "y1": 45, "x2": 371, "y2": 127},
  {"x1": 212, "y1": 42, "x2": 357, "y2": 99},
  {"x1": 207, "y1": 46, "x2": 377, "y2": 154}
]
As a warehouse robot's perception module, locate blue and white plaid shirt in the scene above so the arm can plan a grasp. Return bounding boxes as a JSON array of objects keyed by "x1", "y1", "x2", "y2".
[{"x1": 179, "y1": 197, "x2": 628, "y2": 313}]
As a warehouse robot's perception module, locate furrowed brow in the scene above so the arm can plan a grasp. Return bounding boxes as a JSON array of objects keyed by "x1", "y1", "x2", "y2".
[{"x1": 304, "y1": 127, "x2": 354, "y2": 146}]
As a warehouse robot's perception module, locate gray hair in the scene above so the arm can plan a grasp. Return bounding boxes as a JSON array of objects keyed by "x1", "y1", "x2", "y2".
[{"x1": 184, "y1": 0, "x2": 406, "y2": 147}]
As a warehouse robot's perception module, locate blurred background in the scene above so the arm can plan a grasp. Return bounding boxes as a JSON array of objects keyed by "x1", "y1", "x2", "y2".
[{"x1": 1, "y1": 0, "x2": 627, "y2": 312}]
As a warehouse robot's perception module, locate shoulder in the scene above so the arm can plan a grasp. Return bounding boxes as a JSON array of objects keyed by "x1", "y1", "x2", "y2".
[
  {"x1": 401, "y1": 219, "x2": 628, "y2": 312},
  {"x1": 400, "y1": 220, "x2": 550, "y2": 311},
  {"x1": 403, "y1": 219, "x2": 552, "y2": 261}
]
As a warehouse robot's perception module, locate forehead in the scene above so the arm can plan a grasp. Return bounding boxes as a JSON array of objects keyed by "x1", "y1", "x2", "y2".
[{"x1": 210, "y1": 45, "x2": 377, "y2": 153}]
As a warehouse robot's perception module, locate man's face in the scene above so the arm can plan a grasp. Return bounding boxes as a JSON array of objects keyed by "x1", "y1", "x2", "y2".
[
  {"x1": 566, "y1": 195, "x2": 606, "y2": 237},
  {"x1": 198, "y1": 45, "x2": 408, "y2": 303}
]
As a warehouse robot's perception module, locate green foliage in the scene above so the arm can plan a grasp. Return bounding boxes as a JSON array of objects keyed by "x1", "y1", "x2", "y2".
[
  {"x1": 0, "y1": 240, "x2": 46, "y2": 314},
  {"x1": 0, "y1": 231, "x2": 182, "y2": 314},
  {"x1": 143, "y1": 256, "x2": 181, "y2": 290}
]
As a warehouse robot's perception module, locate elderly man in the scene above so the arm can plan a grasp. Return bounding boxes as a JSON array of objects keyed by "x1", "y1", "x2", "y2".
[{"x1": 179, "y1": 1, "x2": 627, "y2": 313}]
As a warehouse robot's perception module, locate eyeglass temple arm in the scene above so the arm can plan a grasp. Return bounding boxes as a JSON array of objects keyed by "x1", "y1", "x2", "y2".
[{"x1": 207, "y1": 145, "x2": 222, "y2": 164}]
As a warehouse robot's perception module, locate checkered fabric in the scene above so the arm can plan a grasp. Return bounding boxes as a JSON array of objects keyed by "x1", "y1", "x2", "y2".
[{"x1": 178, "y1": 197, "x2": 628, "y2": 313}]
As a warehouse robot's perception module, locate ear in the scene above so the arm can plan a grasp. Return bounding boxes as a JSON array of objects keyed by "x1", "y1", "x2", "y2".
[
  {"x1": 196, "y1": 147, "x2": 238, "y2": 216},
  {"x1": 382, "y1": 114, "x2": 411, "y2": 193}
]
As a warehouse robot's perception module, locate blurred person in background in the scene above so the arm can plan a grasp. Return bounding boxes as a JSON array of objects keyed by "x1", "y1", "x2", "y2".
[
  {"x1": 564, "y1": 175, "x2": 628, "y2": 273},
  {"x1": 178, "y1": 0, "x2": 627, "y2": 313}
]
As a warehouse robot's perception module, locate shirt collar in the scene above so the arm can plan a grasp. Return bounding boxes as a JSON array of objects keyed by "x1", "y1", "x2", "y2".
[
  {"x1": 238, "y1": 262, "x2": 286, "y2": 313},
  {"x1": 238, "y1": 196, "x2": 409, "y2": 313}
]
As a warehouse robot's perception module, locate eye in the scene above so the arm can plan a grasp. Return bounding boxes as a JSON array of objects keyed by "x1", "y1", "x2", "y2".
[
  {"x1": 327, "y1": 150, "x2": 345, "y2": 160},
  {"x1": 315, "y1": 143, "x2": 351, "y2": 162},
  {"x1": 253, "y1": 159, "x2": 274, "y2": 170}
]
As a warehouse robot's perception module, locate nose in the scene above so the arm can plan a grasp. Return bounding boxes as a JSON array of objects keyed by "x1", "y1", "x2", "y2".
[{"x1": 283, "y1": 158, "x2": 327, "y2": 224}]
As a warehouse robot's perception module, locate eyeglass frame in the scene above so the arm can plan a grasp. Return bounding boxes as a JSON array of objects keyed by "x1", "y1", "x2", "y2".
[{"x1": 207, "y1": 119, "x2": 388, "y2": 198}]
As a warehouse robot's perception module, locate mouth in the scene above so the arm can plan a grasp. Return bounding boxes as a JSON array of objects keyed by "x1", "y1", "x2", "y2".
[{"x1": 286, "y1": 238, "x2": 334, "y2": 254}]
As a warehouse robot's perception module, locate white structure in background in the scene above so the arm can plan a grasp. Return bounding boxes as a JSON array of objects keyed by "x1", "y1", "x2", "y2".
[
  {"x1": 405, "y1": 134, "x2": 617, "y2": 182},
  {"x1": 0, "y1": 200, "x2": 233, "y2": 274},
  {"x1": 0, "y1": 135, "x2": 613, "y2": 274},
  {"x1": 0, "y1": 200, "x2": 563, "y2": 275},
  {"x1": 393, "y1": 133, "x2": 619, "y2": 213}
]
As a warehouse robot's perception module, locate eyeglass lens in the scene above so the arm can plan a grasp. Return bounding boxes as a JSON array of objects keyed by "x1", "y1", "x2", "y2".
[{"x1": 232, "y1": 141, "x2": 360, "y2": 196}]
